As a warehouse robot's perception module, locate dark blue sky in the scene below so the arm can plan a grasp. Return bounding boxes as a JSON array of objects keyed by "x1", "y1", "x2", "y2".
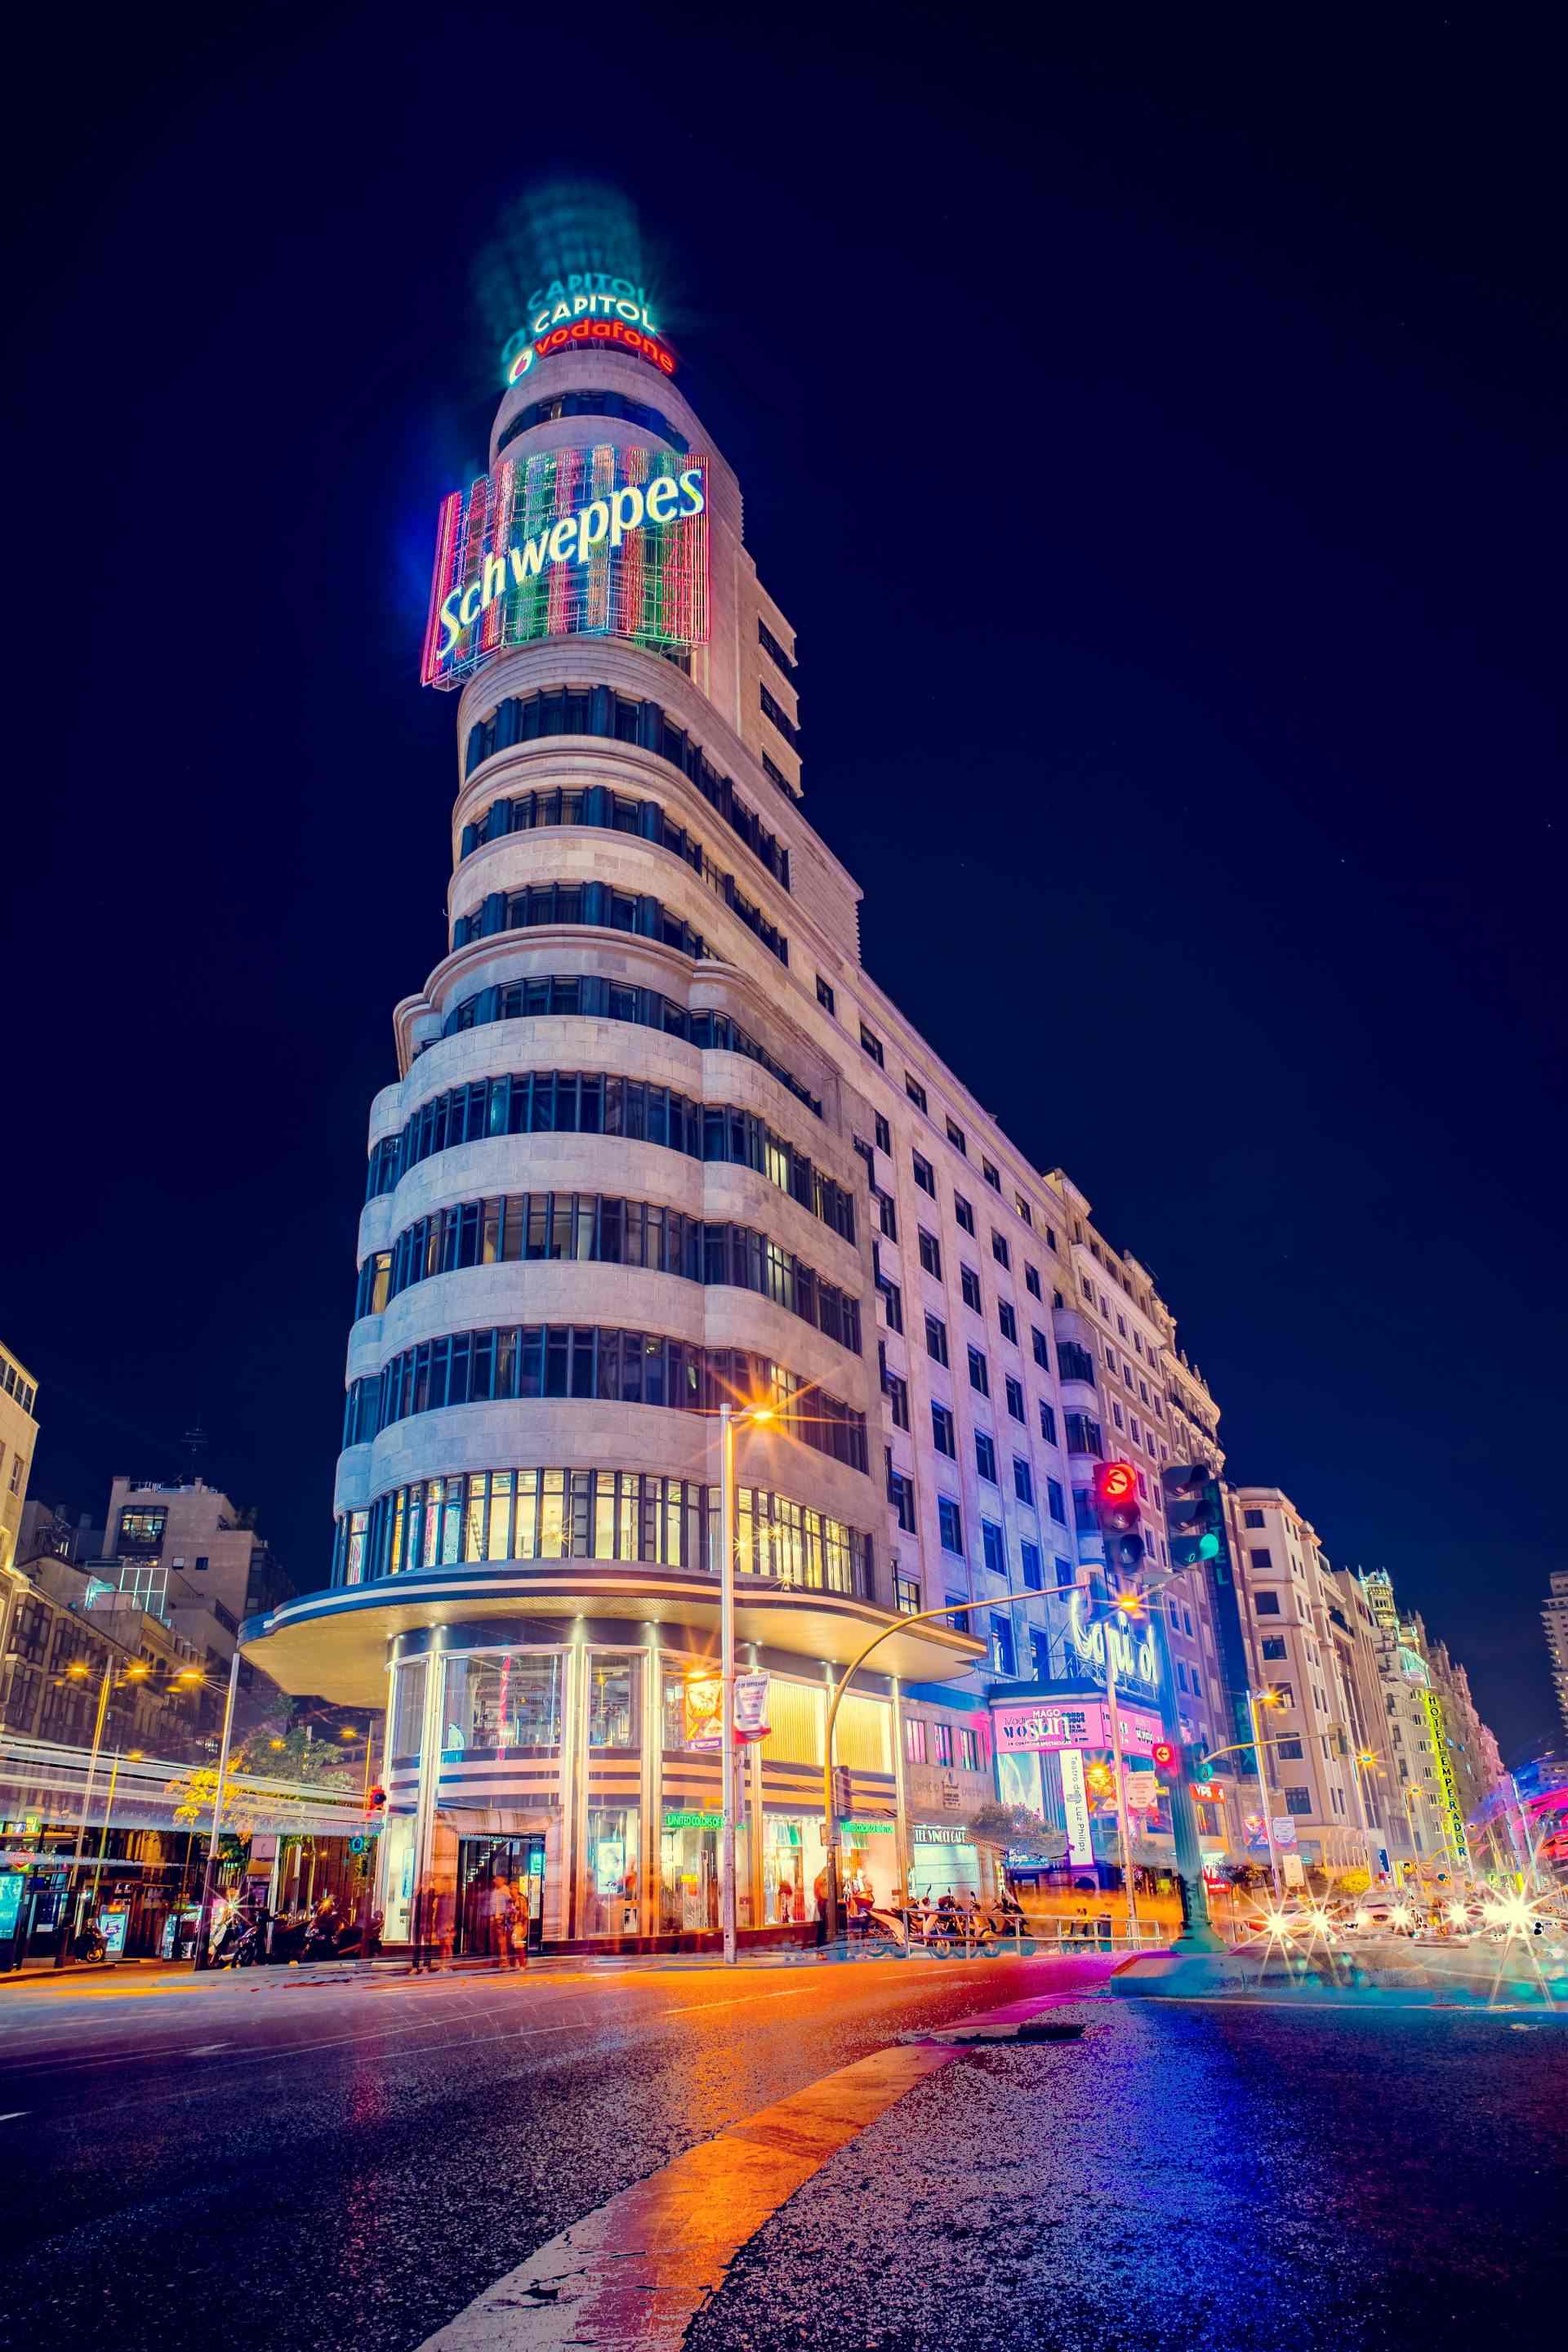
[{"x1": 5, "y1": 7, "x2": 1562, "y2": 1758}]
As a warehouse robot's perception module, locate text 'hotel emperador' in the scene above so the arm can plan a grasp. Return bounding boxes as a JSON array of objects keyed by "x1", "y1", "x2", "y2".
[{"x1": 243, "y1": 303, "x2": 1240, "y2": 1950}]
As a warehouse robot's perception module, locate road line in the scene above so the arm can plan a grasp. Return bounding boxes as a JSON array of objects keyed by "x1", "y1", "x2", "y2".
[{"x1": 412, "y1": 2040, "x2": 962, "y2": 2352}]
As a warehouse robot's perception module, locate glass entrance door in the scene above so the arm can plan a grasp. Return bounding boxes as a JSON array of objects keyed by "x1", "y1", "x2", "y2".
[{"x1": 456, "y1": 1835, "x2": 546, "y2": 1954}]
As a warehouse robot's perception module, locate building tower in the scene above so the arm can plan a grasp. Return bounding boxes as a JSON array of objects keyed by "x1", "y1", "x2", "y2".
[
  {"x1": 244, "y1": 304, "x2": 984, "y2": 1951},
  {"x1": 1545, "y1": 1571, "x2": 1568, "y2": 1749}
]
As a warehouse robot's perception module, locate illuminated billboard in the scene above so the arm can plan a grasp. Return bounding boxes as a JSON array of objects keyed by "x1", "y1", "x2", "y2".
[{"x1": 420, "y1": 443, "x2": 709, "y2": 690}]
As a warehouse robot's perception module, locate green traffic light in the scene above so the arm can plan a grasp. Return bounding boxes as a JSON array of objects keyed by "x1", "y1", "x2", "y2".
[{"x1": 1198, "y1": 1532, "x2": 1221, "y2": 1557}]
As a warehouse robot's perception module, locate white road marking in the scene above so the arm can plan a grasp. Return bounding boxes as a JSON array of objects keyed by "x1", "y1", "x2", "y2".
[{"x1": 188, "y1": 2042, "x2": 231, "y2": 2055}]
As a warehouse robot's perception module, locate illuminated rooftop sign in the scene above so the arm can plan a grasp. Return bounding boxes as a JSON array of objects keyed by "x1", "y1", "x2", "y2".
[
  {"x1": 528, "y1": 276, "x2": 660, "y2": 335},
  {"x1": 505, "y1": 316, "x2": 677, "y2": 385},
  {"x1": 420, "y1": 444, "x2": 709, "y2": 689}
]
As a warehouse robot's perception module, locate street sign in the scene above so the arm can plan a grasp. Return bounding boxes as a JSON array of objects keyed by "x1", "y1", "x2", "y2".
[{"x1": 663, "y1": 1811, "x2": 724, "y2": 1830}]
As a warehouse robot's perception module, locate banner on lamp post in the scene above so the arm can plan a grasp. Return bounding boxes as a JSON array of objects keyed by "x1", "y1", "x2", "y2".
[{"x1": 733, "y1": 1673, "x2": 771, "y2": 1743}]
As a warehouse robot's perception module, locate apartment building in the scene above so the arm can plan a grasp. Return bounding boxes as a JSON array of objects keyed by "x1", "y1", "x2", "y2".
[{"x1": 0, "y1": 1342, "x2": 39, "y2": 1576}]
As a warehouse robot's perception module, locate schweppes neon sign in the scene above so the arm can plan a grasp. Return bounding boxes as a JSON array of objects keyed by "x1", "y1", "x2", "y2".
[{"x1": 420, "y1": 445, "x2": 710, "y2": 689}]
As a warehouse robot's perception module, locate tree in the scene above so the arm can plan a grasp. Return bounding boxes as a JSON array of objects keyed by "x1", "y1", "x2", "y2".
[
  {"x1": 966, "y1": 1801, "x2": 1067, "y2": 1859},
  {"x1": 234, "y1": 1722, "x2": 358, "y2": 1789}
]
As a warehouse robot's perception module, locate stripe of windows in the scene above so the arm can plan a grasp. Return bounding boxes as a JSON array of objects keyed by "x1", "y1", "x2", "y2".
[
  {"x1": 435, "y1": 972, "x2": 821, "y2": 1118},
  {"x1": 334, "y1": 1466, "x2": 871, "y2": 1599},
  {"x1": 341, "y1": 1329, "x2": 870, "y2": 1472},
  {"x1": 463, "y1": 684, "x2": 790, "y2": 890},
  {"x1": 496, "y1": 390, "x2": 685, "y2": 459},
  {"x1": 356, "y1": 1192, "x2": 862, "y2": 1356},
  {"x1": 454, "y1": 801, "x2": 789, "y2": 965},
  {"x1": 453, "y1": 877, "x2": 787, "y2": 969},
  {"x1": 363, "y1": 1072, "x2": 857, "y2": 1245}
]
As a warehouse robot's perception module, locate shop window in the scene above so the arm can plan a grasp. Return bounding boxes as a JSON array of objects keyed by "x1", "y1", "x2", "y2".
[
  {"x1": 585, "y1": 1807, "x2": 640, "y2": 1935},
  {"x1": 443, "y1": 1650, "x2": 562, "y2": 1753},
  {"x1": 905, "y1": 1716, "x2": 928, "y2": 1765},
  {"x1": 660, "y1": 1818, "x2": 752, "y2": 1933},
  {"x1": 390, "y1": 1659, "x2": 427, "y2": 1761},
  {"x1": 588, "y1": 1655, "x2": 640, "y2": 1748}
]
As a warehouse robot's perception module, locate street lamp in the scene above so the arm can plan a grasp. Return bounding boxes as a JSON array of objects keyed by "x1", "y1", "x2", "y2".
[
  {"x1": 53, "y1": 1655, "x2": 151, "y2": 1967},
  {"x1": 717, "y1": 1398, "x2": 774, "y2": 1966},
  {"x1": 192, "y1": 1647, "x2": 243, "y2": 1971}
]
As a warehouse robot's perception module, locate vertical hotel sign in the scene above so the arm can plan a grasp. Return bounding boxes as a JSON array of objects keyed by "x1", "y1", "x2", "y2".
[{"x1": 421, "y1": 444, "x2": 710, "y2": 689}]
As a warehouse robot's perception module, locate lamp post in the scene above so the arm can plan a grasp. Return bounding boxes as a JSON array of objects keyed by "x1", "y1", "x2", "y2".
[
  {"x1": 717, "y1": 1400, "x2": 774, "y2": 1967},
  {"x1": 192, "y1": 1647, "x2": 243, "y2": 1971},
  {"x1": 53, "y1": 1655, "x2": 150, "y2": 1967},
  {"x1": 1247, "y1": 1688, "x2": 1286, "y2": 1899}
]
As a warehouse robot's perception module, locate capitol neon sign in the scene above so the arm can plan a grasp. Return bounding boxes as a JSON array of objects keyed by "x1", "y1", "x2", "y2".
[
  {"x1": 430, "y1": 465, "x2": 707, "y2": 666},
  {"x1": 527, "y1": 275, "x2": 661, "y2": 336},
  {"x1": 1068, "y1": 1588, "x2": 1160, "y2": 1692}
]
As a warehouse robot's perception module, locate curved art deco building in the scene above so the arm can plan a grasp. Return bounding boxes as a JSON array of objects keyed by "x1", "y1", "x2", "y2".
[{"x1": 245, "y1": 335, "x2": 991, "y2": 1950}]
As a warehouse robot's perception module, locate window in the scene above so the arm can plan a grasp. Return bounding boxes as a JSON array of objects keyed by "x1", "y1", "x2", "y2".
[
  {"x1": 877, "y1": 1273, "x2": 903, "y2": 1333},
  {"x1": 1038, "y1": 1401, "x2": 1058, "y2": 1446},
  {"x1": 912, "y1": 1150, "x2": 935, "y2": 1196},
  {"x1": 875, "y1": 1190, "x2": 898, "y2": 1241},
  {"x1": 954, "y1": 1193, "x2": 975, "y2": 1235},
  {"x1": 905, "y1": 1074, "x2": 928, "y2": 1112},
  {"x1": 982, "y1": 1520, "x2": 1007, "y2": 1577},
  {"x1": 1031, "y1": 1327, "x2": 1049, "y2": 1371},
  {"x1": 997, "y1": 1300, "x2": 1018, "y2": 1344},
  {"x1": 194, "y1": 1555, "x2": 209, "y2": 1573},
  {"x1": 1283, "y1": 1786, "x2": 1314, "y2": 1817},
  {"x1": 1025, "y1": 1264, "x2": 1042, "y2": 1300},
  {"x1": 1015, "y1": 1194, "x2": 1031, "y2": 1226},
  {"x1": 975, "y1": 1431, "x2": 997, "y2": 1482},
  {"x1": 816, "y1": 975, "x2": 835, "y2": 1017},
  {"x1": 1031, "y1": 1625, "x2": 1053, "y2": 1679},
  {"x1": 960, "y1": 1729, "x2": 979, "y2": 1771},
  {"x1": 1054, "y1": 1556, "x2": 1075, "y2": 1589},
  {"x1": 932, "y1": 1402, "x2": 956, "y2": 1457},
  {"x1": 991, "y1": 1230, "x2": 1010, "y2": 1269},
  {"x1": 960, "y1": 1264, "x2": 982, "y2": 1312},
  {"x1": 982, "y1": 1158, "x2": 1001, "y2": 1192},
  {"x1": 859, "y1": 1022, "x2": 884, "y2": 1067},
  {"x1": 1261, "y1": 1636, "x2": 1288, "y2": 1660},
  {"x1": 889, "y1": 1468, "x2": 917, "y2": 1531},
  {"x1": 918, "y1": 1227, "x2": 942, "y2": 1278},
  {"x1": 1004, "y1": 1375, "x2": 1025, "y2": 1423},
  {"x1": 1058, "y1": 1341, "x2": 1095, "y2": 1384},
  {"x1": 925, "y1": 1312, "x2": 949, "y2": 1367},
  {"x1": 938, "y1": 1497, "x2": 963, "y2": 1553},
  {"x1": 990, "y1": 1613, "x2": 1016, "y2": 1676},
  {"x1": 967, "y1": 1345, "x2": 990, "y2": 1396},
  {"x1": 1046, "y1": 1478, "x2": 1067, "y2": 1526},
  {"x1": 1013, "y1": 1456, "x2": 1034, "y2": 1506},
  {"x1": 933, "y1": 1722, "x2": 954, "y2": 1766},
  {"x1": 1250, "y1": 1549, "x2": 1274, "y2": 1570},
  {"x1": 1272, "y1": 1682, "x2": 1295, "y2": 1709},
  {"x1": 874, "y1": 1113, "x2": 891, "y2": 1155},
  {"x1": 1019, "y1": 1541, "x2": 1043, "y2": 1591},
  {"x1": 905, "y1": 1716, "x2": 928, "y2": 1765},
  {"x1": 1064, "y1": 1412, "x2": 1102, "y2": 1458},
  {"x1": 760, "y1": 682, "x2": 799, "y2": 745},
  {"x1": 883, "y1": 1368, "x2": 910, "y2": 1431},
  {"x1": 894, "y1": 1572, "x2": 920, "y2": 1615},
  {"x1": 946, "y1": 1117, "x2": 966, "y2": 1155},
  {"x1": 1243, "y1": 1508, "x2": 1265, "y2": 1529}
]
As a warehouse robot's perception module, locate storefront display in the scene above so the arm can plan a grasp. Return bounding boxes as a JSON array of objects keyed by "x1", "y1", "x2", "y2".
[
  {"x1": 658, "y1": 1816, "x2": 752, "y2": 1932},
  {"x1": 910, "y1": 1824, "x2": 982, "y2": 1900},
  {"x1": 585, "y1": 1806, "x2": 639, "y2": 1934},
  {"x1": 763, "y1": 1814, "x2": 824, "y2": 1923}
]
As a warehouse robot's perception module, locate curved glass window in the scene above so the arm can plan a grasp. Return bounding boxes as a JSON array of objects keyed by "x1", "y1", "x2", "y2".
[
  {"x1": 363, "y1": 1071, "x2": 855, "y2": 1242},
  {"x1": 436, "y1": 972, "x2": 821, "y2": 1117},
  {"x1": 356, "y1": 1191, "x2": 861, "y2": 1356},
  {"x1": 341, "y1": 1326, "x2": 869, "y2": 1473},
  {"x1": 452, "y1": 871, "x2": 787, "y2": 967},
  {"x1": 333, "y1": 1465, "x2": 871, "y2": 1597},
  {"x1": 496, "y1": 388, "x2": 684, "y2": 458},
  {"x1": 463, "y1": 684, "x2": 789, "y2": 889},
  {"x1": 461, "y1": 804, "x2": 790, "y2": 960}
]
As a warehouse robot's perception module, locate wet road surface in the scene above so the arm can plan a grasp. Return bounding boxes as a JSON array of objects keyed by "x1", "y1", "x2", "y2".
[
  {"x1": 0, "y1": 1954, "x2": 1107, "y2": 2352},
  {"x1": 687, "y1": 1993, "x2": 1568, "y2": 2352}
]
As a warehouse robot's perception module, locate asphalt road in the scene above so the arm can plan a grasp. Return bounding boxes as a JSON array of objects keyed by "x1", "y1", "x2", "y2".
[
  {"x1": 0, "y1": 1954, "x2": 1103, "y2": 2352},
  {"x1": 3, "y1": 1960, "x2": 1563, "y2": 2352},
  {"x1": 689, "y1": 1993, "x2": 1568, "y2": 2352}
]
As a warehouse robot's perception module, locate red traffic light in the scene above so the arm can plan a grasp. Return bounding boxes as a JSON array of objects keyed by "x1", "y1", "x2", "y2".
[
  {"x1": 1093, "y1": 1459, "x2": 1141, "y2": 1533},
  {"x1": 367, "y1": 1784, "x2": 387, "y2": 1813},
  {"x1": 1150, "y1": 1740, "x2": 1178, "y2": 1773}
]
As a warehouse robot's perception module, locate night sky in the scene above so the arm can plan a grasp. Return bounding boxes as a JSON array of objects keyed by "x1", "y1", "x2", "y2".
[{"x1": 6, "y1": 9, "x2": 1562, "y2": 1760}]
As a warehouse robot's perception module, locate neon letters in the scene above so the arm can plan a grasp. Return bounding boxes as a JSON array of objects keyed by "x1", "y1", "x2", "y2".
[{"x1": 433, "y1": 468, "x2": 705, "y2": 660}]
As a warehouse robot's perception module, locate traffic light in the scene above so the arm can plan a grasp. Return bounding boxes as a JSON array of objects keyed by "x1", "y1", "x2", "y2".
[
  {"x1": 1094, "y1": 1459, "x2": 1145, "y2": 1573},
  {"x1": 1150, "y1": 1740, "x2": 1178, "y2": 1775},
  {"x1": 367, "y1": 1784, "x2": 387, "y2": 1814},
  {"x1": 1162, "y1": 1463, "x2": 1223, "y2": 1566}
]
